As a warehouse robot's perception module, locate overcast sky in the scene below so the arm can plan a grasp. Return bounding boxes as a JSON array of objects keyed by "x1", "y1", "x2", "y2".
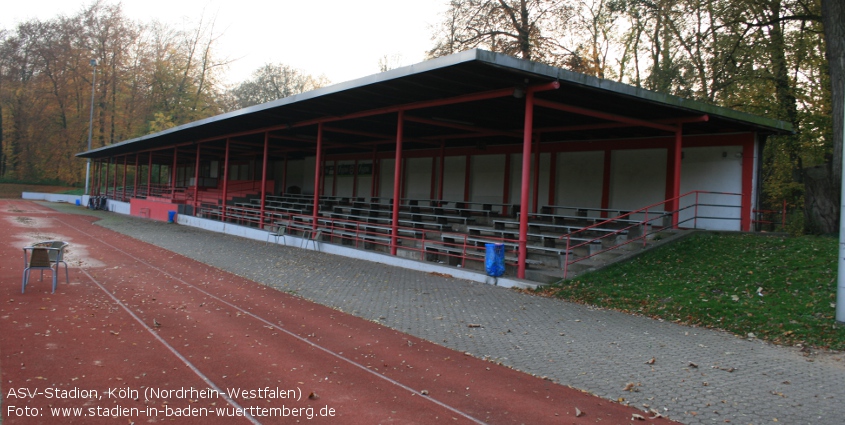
[{"x1": 1, "y1": 0, "x2": 448, "y2": 86}]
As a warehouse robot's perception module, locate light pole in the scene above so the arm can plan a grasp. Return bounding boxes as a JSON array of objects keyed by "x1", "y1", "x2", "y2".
[{"x1": 84, "y1": 59, "x2": 98, "y2": 197}]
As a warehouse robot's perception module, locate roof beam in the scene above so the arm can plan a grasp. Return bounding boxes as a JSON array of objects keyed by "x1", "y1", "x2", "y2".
[{"x1": 532, "y1": 98, "x2": 679, "y2": 133}]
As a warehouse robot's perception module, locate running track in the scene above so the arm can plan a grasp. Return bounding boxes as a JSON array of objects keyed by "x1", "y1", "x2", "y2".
[{"x1": 1, "y1": 200, "x2": 678, "y2": 424}]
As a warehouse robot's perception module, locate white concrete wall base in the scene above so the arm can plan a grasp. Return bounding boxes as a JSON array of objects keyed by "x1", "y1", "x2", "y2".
[{"x1": 22, "y1": 192, "x2": 83, "y2": 205}]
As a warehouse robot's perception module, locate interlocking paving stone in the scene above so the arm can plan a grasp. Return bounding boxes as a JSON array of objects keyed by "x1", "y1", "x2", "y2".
[{"x1": 51, "y1": 204, "x2": 845, "y2": 424}]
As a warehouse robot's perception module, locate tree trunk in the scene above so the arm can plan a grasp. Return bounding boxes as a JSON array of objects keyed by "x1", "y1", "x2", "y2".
[
  {"x1": 804, "y1": 164, "x2": 838, "y2": 234},
  {"x1": 806, "y1": 0, "x2": 845, "y2": 235}
]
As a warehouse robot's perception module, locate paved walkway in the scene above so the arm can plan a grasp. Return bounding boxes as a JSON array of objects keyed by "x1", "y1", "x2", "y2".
[{"x1": 48, "y1": 203, "x2": 845, "y2": 425}]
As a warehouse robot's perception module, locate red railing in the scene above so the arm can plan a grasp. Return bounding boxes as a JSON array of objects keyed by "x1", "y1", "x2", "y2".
[
  {"x1": 559, "y1": 191, "x2": 744, "y2": 278},
  {"x1": 752, "y1": 200, "x2": 787, "y2": 231}
]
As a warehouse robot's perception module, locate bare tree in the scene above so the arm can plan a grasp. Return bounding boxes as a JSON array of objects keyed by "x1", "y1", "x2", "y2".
[
  {"x1": 428, "y1": 0, "x2": 576, "y2": 66},
  {"x1": 228, "y1": 63, "x2": 330, "y2": 109}
]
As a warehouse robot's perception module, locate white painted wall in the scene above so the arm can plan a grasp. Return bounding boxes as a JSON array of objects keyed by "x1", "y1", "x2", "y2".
[
  {"x1": 470, "y1": 154, "x2": 505, "y2": 204},
  {"x1": 289, "y1": 142, "x2": 751, "y2": 230},
  {"x1": 679, "y1": 146, "x2": 744, "y2": 230},
  {"x1": 442, "y1": 156, "x2": 465, "y2": 201},
  {"x1": 610, "y1": 149, "x2": 667, "y2": 212},
  {"x1": 378, "y1": 159, "x2": 395, "y2": 199},
  {"x1": 406, "y1": 157, "x2": 433, "y2": 200},
  {"x1": 556, "y1": 151, "x2": 604, "y2": 213},
  {"x1": 287, "y1": 159, "x2": 306, "y2": 193},
  {"x1": 335, "y1": 160, "x2": 356, "y2": 197},
  {"x1": 22, "y1": 192, "x2": 83, "y2": 204}
]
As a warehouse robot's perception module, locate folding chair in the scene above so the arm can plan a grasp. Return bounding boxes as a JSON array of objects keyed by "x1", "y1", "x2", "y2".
[
  {"x1": 22, "y1": 241, "x2": 69, "y2": 293},
  {"x1": 266, "y1": 223, "x2": 288, "y2": 246}
]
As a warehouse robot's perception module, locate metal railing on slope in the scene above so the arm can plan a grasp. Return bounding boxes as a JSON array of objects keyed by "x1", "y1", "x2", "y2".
[{"x1": 559, "y1": 191, "x2": 744, "y2": 279}]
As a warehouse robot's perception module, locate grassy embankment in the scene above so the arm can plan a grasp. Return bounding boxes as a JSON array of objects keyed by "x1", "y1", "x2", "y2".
[{"x1": 535, "y1": 232, "x2": 843, "y2": 350}]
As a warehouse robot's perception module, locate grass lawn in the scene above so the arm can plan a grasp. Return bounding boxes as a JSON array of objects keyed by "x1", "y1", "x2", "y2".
[
  {"x1": 534, "y1": 232, "x2": 844, "y2": 351},
  {"x1": 0, "y1": 183, "x2": 80, "y2": 199}
]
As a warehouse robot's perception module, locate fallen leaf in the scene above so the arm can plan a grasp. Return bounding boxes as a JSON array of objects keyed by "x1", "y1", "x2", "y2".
[
  {"x1": 632, "y1": 413, "x2": 645, "y2": 420},
  {"x1": 467, "y1": 324, "x2": 482, "y2": 328},
  {"x1": 308, "y1": 391, "x2": 319, "y2": 400},
  {"x1": 575, "y1": 407, "x2": 583, "y2": 417},
  {"x1": 688, "y1": 362, "x2": 699, "y2": 368},
  {"x1": 645, "y1": 357, "x2": 655, "y2": 365}
]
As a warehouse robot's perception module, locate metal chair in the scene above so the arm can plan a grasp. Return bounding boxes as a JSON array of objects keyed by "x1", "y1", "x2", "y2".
[
  {"x1": 266, "y1": 223, "x2": 288, "y2": 246},
  {"x1": 22, "y1": 241, "x2": 69, "y2": 293},
  {"x1": 301, "y1": 228, "x2": 323, "y2": 251}
]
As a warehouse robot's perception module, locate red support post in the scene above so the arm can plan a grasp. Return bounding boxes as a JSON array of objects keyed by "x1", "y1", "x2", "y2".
[
  {"x1": 548, "y1": 151, "x2": 557, "y2": 206},
  {"x1": 172, "y1": 147, "x2": 178, "y2": 197},
  {"x1": 391, "y1": 111, "x2": 405, "y2": 256},
  {"x1": 147, "y1": 153, "x2": 152, "y2": 197},
  {"x1": 222, "y1": 139, "x2": 230, "y2": 222},
  {"x1": 312, "y1": 124, "x2": 323, "y2": 230},
  {"x1": 112, "y1": 156, "x2": 118, "y2": 199},
  {"x1": 193, "y1": 144, "x2": 201, "y2": 216},
  {"x1": 103, "y1": 158, "x2": 110, "y2": 198},
  {"x1": 532, "y1": 137, "x2": 541, "y2": 213},
  {"x1": 133, "y1": 154, "x2": 139, "y2": 200},
  {"x1": 259, "y1": 133, "x2": 269, "y2": 229},
  {"x1": 740, "y1": 136, "x2": 755, "y2": 231},
  {"x1": 518, "y1": 92, "x2": 535, "y2": 279},
  {"x1": 121, "y1": 156, "x2": 128, "y2": 201}
]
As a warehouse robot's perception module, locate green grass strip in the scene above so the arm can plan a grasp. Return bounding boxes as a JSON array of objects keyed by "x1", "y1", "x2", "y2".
[{"x1": 537, "y1": 233, "x2": 843, "y2": 350}]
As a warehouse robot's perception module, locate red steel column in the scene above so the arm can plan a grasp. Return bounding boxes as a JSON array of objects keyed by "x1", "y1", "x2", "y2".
[
  {"x1": 532, "y1": 138, "x2": 541, "y2": 213},
  {"x1": 171, "y1": 147, "x2": 178, "y2": 197},
  {"x1": 222, "y1": 139, "x2": 231, "y2": 222},
  {"x1": 111, "y1": 157, "x2": 118, "y2": 199},
  {"x1": 259, "y1": 133, "x2": 269, "y2": 229},
  {"x1": 121, "y1": 156, "x2": 128, "y2": 201},
  {"x1": 312, "y1": 124, "x2": 323, "y2": 229},
  {"x1": 147, "y1": 153, "x2": 152, "y2": 197},
  {"x1": 391, "y1": 111, "x2": 405, "y2": 256},
  {"x1": 740, "y1": 135, "x2": 755, "y2": 231},
  {"x1": 518, "y1": 92, "x2": 535, "y2": 279},
  {"x1": 193, "y1": 144, "x2": 201, "y2": 216},
  {"x1": 133, "y1": 154, "x2": 139, "y2": 200},
  {"x1": 547, "y1": 151, "x2": 557, "y2": 206},
  {"x1": 103, "y1": 158, "x2": 110, "y2": 198}
]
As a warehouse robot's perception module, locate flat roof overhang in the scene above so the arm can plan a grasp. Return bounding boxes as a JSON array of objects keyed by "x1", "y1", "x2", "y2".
[{"x1": 77, "y1": 49, "x2": 793, "y2": 160}]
